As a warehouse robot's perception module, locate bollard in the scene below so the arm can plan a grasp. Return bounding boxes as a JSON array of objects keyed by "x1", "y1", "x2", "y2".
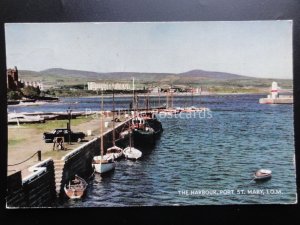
[{"x1": 37, "y1": 150, "x2": 42, "y2": 161}]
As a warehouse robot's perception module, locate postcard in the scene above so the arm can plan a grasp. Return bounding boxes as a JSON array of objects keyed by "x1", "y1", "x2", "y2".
[{"x1": 5, "y1": 21, "x2": 296, "y2": 207}]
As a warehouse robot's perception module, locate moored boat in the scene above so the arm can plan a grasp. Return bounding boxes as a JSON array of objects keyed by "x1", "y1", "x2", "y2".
[
  {"x1": 92, "y1": 155, "x2": 116, "y2": 173},
  {"x1": 104, "y1": 89, "x2": 123, "y2": 160},
  {"x1": 253, "y1": 169, "x2": 272, "y2": 181},
  {"x1": 64, "y1": 175, "x2": 87, "y2": 199},
  {"x1": 92, "y1": 90, "x2": 116, "y2": 174},
  {"x1": 123, "y1": 146, "x2": 142, "y2": 160},
  {"x1": 138, "y1": 112, "x2": 163, "y2": 136},
  {"x1": 181, "y1": 106, "x2": 209, "y2": 113},
  {"x1": 104, "y1": 146, "x2": 123, "y2": 160},
  {"x1": 132, "y1": 116, "x2": 155, "y2": 146},
  {"x1": 123, "y1": 125, "x2": 142, "y2": 160}
]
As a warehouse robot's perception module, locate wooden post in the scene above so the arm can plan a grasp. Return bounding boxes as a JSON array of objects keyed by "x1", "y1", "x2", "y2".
[{"x1": 37, "y1": 150, "x2": 41, "y2": 161}]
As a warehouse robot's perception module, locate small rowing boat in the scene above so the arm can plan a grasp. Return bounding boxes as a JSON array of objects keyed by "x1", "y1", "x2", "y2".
[
  {"x1": 64, "y1": 175, "x2": 87, "y2": 199},
  {"x1": 253, "y1": 169, "x2": 272, "y2": 181}
]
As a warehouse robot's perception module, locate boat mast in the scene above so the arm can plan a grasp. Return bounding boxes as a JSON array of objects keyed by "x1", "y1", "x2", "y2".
[
  {"x1": 158, "y1": 89, "x2": 161, "y2": 106},
  {"x1": 171, "y1": 90, "x2": 173, "y2": 109},
  {"x1": 132, "y1": 77, "x2": 135, "y2": 111},
  {"x1": 146, "y1": 92, "x2": 149, "y2": 112},
  {"x1": 166, "y1": 91, "x2": 169, "y2": 109},
  {"x1": 112, "y1": 88, "x2": 115, "y2": 146},
  {"x1": 129, "y1": 123, "x2": 132, "y2": 150},
  {"x1": 130, "y1": 77, "x2": 134, "y2": 152},
  {"x1": 199, "y1": 86, "x2": 202, "y2": 106},
  {"x1": 100, "y1": 89, "x2": 104, "y2": 157},
  {"x1": 191, "y1": 87, "x2": 194, "y2": 106}
]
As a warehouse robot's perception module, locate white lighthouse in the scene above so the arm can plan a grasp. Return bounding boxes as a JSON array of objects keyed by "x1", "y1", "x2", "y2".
[
  {"x1": 259, "y1": 81, "x2": 293, "y2": 104},
  {"x1": 271, "y1": 81, "x2": 279, "y2": 99}
]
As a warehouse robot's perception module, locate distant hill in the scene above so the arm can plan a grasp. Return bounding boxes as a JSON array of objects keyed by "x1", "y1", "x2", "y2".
[
  {"x1": 39, "y1": 68, "x2": 174, "y2": 81},
  {"x1": 17, "y1": 68, "x2": 293, "y2": 89},
  {"x1": 179, "y1": 70, "x2": 251, "y2": 80}
]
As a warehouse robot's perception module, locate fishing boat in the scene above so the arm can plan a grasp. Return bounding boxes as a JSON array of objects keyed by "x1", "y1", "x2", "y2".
[
  {"x1": 253, "y1": 169, "x2": 272, "y2": 181},
  {"x1": 104, "y1": 89, "x2": 123, "y2": 160},
  {"x1": 92, "y1": 90, "x2": 116, "y2": 174},
  {"x1": 138, "y1": 111, "x2": 163, "y2": 136},
  {"x1": 64, "y1": 175, "x2": 87, "y2": 199},
  {"x1": 132, "y1": 116, "x2": 155, "y2": 146}
]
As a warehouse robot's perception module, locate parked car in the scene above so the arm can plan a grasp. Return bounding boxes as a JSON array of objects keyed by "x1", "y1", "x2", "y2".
[{"x1": 43, "y1": 128, "x2": 85, "y2": 143}]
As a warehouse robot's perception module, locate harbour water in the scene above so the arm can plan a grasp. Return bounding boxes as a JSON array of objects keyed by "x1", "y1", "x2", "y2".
[{"x1": 8, "y1": 94, "x2": 297, "y2": 206}]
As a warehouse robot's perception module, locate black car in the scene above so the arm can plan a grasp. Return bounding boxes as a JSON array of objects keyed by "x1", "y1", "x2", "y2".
[{"x1": 43, "y1": 128, "x2": 85, "y2": 143}]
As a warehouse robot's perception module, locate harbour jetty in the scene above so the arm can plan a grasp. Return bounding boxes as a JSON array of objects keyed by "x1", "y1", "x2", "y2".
[
  {"x1": 6, "y1": 117, "x2": 131, "y2": 207},
  {"x1": 259, "y1": 82, "x2": 293, "y2": 104}
]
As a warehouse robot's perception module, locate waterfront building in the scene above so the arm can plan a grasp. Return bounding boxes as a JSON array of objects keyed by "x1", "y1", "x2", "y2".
[
  {"x1": 149, "y1": 86, "x2": 161, "y2": 93},
  {"x1": 87, "y1": 82, "x2": 131, "y2": 91}
]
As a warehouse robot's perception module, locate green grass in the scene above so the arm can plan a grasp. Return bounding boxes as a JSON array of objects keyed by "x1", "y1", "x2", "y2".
[
  {"x1": 23, "y1": 116, "x2": 94, "y2": 132},
  {"x1": 208, "y1": 86, "x2": 264, "y2": 94}
]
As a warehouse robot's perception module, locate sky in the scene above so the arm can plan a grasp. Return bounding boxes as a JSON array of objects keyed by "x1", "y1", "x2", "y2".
[{"x1": 5, "y1": 21, "x2": 293, "y2": 79}]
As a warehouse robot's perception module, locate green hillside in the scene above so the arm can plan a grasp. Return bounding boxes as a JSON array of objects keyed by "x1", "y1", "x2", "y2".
[{"x1": 18, "y1": 68, "x2": 293, "y2": 90}]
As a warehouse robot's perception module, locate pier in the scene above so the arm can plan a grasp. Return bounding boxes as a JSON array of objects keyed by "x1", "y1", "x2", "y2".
[
  {"x1": 6, "y1": 118, "x2": 131, "y2": 207},
  {"x1": 259, "y1": 81, "x2": 293, "y2": 104}
]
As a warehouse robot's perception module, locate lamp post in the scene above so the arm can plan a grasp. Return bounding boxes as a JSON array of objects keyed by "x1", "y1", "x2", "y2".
[{"x1": 67, "y1": 107, "x2": 72, "y2": 144}]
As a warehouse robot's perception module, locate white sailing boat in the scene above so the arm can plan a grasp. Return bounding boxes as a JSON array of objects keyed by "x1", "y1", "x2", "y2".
[
  {"x1": 103, "y1": 89, "x2": 123, "y2": 160},
  {"x1": 123, "y1": 128, "x2": 142, "y2": 160},
  {"x1": 92, "y1": 90, "x2": 116, "y2": 174},
  {"x1": 123, "y1": 79, "x2": 142, "y2": 160}
]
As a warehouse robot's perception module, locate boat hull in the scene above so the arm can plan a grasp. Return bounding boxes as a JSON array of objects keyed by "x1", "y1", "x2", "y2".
[
  {"x1": 253, "y1": 169, "x2": 272, "y2": 181},
  {"x1": 64, "y1": 175, "x2": 87, "y2": 199},
  {"x1": 92, "y1": 156, "x2": 116, "y2": 174},
  {"x1": 146, "y1": 119, "x2": 163, "y2": 136},
  {"x1": 123, "y1": 147, "x2": 142, "y2": 160},
  {"x1": 64, "y1": 188, "x2": 85, "y2": 199},
  {"x1": 105, "y1": 146, "x2": 123, "y2": 160},
  {"x1": 133, "y1": 129, "x2": 155, "y2": 146}
]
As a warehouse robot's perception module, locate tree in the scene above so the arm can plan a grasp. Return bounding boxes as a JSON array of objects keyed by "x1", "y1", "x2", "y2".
[
  {"x1": 21, "y1": 86, "x2": 41, "y2": 98},
  {"x1": 7, "y1": 91, "x2": 22, "y2": 100}
]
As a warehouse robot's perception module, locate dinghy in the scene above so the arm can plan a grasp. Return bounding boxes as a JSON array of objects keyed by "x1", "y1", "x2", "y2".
[
  {"x1": 64, "y1": 175, "x2": 87, "y2": 199},
  {"x1": 104, "y1": 146, "x2": 123, "y2": 160},
  {"x1": 253, "y1": 169, "x2": 272, "y2": 181}
]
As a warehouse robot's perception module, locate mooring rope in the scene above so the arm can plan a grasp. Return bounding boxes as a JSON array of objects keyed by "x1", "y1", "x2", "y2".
[
  {"x1": 8, "y1": 152, "x2": 39, "y2": 166},
  {"x1": 87, "y1": 169, "x2": 95, "y2": 180}
]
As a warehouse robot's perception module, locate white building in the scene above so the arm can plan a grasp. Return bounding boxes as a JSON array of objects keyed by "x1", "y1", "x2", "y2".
[
  {"x1": 150, "y1": 86, "x2": 161, "y2": 93},
  {"x1": 87, "y1": 82, "x2": 131, "y2": 91}
]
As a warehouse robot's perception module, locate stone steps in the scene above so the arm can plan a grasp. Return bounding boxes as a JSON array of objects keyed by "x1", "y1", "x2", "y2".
[{"x1": 53, "y1": 160, "x2": 65, "y2": 196}]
